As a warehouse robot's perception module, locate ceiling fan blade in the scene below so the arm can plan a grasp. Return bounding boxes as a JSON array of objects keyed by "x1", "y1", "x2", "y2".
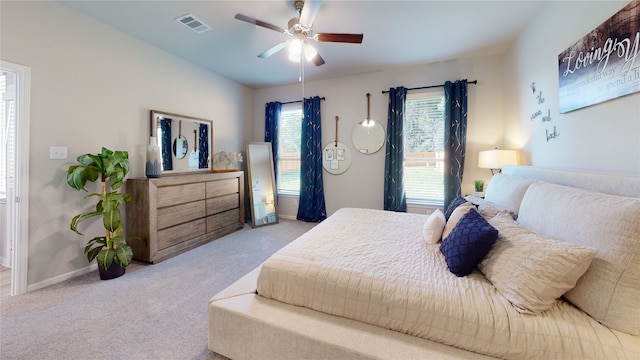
[
  {"x1": 312, "y1": 53, "x2": 325, "y2": 66},
  {"x1": 234, "y1": 13, "x2": 286, "y2": 33},
  {"x1": 316, "y1": 33, "x2": 363, "y2": 44},
  {"x1": 299, "y1": 0, "x2": 323, "y2": 27},
  {"x1": 258, "y1": 41, "x2": 290, "y2": 59}
]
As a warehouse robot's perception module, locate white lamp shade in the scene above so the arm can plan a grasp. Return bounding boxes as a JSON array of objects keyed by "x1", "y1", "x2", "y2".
[
  {"x1": 478, "y1": 149, "x2": 519, "y2": 169},
  {"x1": 304, "y1": 44, "x2": 317, "y2": 61}
]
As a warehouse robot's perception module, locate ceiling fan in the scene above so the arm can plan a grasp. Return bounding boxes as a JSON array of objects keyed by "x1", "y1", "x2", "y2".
[{"x1": 234, "y1": 0, "x2": 363, "y2": 66}]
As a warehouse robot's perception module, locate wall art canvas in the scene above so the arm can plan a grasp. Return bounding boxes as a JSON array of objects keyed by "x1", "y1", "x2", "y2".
[{"x1": 558, "y1": 0, "x2": 639, "y2": 113}]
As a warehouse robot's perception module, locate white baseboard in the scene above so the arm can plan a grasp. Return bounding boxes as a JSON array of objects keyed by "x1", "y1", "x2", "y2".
[
  {"x1": 278, "y1": 214, "x2": 297, "y2": 220},
  {"x1": 27, "y1": 263, "x2": 98, "y2": 293},
  {"x1": 0, "y1": 256, "x2": 9, "y2": 268}
]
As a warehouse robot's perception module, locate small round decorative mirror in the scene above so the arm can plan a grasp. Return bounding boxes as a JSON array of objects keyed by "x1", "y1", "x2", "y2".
[
  {"x1": 352, "y1": 93, "x2": 385, "y2": 154},
  {"x1": 172, "y1": 120, "x2": 188, "y2": 159},
  {"x1": 352, "y1": 122, "x2": 385, "y2": 154}
]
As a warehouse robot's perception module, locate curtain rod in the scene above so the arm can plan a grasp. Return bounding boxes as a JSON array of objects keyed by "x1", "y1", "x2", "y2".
[
  {"x1": 280, "y1": 96, "x2": 326, "y2": 105},
  {"x1": 381, "y1": 80, "x2": 477, "y2": 94}
]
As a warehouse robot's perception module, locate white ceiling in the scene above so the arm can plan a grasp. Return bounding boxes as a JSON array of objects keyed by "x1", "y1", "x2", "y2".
[{"x1": 58, "y1": 0, "x2": 545, "y2": 89}]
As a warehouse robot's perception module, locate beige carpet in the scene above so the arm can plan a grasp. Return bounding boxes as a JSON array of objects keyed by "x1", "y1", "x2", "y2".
[{"x1": 0, "y1": 219, "x2": 316, "y2": 360}]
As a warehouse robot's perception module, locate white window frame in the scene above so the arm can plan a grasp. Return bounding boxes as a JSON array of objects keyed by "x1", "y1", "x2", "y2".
[
  {"x1": 403, "y1": 89, "x2": 445, "y2": 206},
  {"x1": 276, "y1": 103, "x2": 303, "y2": 195}
]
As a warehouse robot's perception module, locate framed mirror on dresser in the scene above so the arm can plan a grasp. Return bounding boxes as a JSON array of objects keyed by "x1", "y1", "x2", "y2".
[
  {"x1": 150, "y1": 110, "x2": 213, "y2": 174},
  {"x1": 125, "y1": 111, "x2": 245, "y2": 263}
]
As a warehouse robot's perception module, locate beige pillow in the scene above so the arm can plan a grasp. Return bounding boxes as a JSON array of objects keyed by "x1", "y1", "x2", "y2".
[
  {"x1": 423, "y1": 209, "x2": 446, "y2": 244},
  {"x1": 518, "y1": 182, "x2": 640, "y2": 335},
  {"x1": 442, "y1": 202, "x2": 475, "y2": 239},
  {"x1": 479, "y1": 211, "x2": 597, "y2": 314}
]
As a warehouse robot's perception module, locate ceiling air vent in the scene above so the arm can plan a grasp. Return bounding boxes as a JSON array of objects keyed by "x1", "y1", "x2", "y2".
[{"x1": 176, "y1": 14, "x2": 211, "y2": 34}]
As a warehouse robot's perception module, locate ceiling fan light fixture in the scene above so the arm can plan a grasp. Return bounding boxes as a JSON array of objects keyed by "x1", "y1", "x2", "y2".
[
  {"x1": 235, "y1": 0, "x2": 364, "y2": 68},
  {"x1": 288, "y1": 52, "x2": 301, "y2": 63},
  {"x1": 288, "y1": 38, "x2": 302, "y2": 62},
  {"x1": 304, "y1": 43, "x2": 317, "y2": 61}
]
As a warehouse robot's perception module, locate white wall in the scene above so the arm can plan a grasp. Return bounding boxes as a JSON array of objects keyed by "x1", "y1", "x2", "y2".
[
  {"x1": 1, "y1": 1, "x2": 252, "y2": 288},
  {"x1": 504, "y1": 1, "x2": 639, "y2": 173},
  {"x1": 254, "y1": 56, "x2": 507, "y2": 218}
]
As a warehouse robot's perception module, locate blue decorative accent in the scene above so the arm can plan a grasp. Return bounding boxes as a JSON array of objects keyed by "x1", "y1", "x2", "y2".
[
  {"x1": 443, "y1": 80, "x2": 468, "y2": 211},
  {"x1": 159, "y1": 118, "x2": 172, "y2": 171},
  {"x1": 296, "y1": 96, "x2": 326, "y2": 222},
  {"x1": 265, "y1": 102, "x2": 281, "y2": 189},
  {"x1": 199, "y1": 123, "x2": 208, "y2": 169},
  {"x1": 384, "y1": 87, "x2": 407, "y2": 212},
  {"x1": 444, "y1": 196, "x2": 467, "y2": 220},
  {"x1": 440, "y1": 210, "x2": 498, "y2": 277}
]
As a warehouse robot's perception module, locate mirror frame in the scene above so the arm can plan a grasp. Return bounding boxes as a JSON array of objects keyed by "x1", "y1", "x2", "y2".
[
  {"x1": 150, "y1": 110, "x2": 213, "y2": 174},
  {"x1": 246, "y1": 142, "x2": 279, "y2": 228},
  {"x1": 352, "y1": 121, "x2": 386, "y2": 154}
]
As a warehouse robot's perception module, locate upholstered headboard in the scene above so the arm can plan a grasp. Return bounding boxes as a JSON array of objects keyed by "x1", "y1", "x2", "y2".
[{"x1": 501, "y1": 166, "x2": 640, "y2": 198}]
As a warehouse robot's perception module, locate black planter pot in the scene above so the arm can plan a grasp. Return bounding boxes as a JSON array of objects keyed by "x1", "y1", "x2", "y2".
[{"x1": 98, "y1": 261, "x2": 126, "y2": 280}]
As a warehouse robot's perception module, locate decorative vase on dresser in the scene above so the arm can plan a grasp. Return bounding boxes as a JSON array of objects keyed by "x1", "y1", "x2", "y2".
[
  {"x1": 145, "y1": 136, "x2": 162, "y2": 178},
  {"x1": 125, "y1": 171, "x2": 244, "y2": 263}
]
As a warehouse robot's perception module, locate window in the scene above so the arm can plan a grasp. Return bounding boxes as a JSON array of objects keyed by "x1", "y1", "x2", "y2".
[
  {"x1": 277, "y1": 103, "x2": 303, "y2": 195},
  {"x1": 404, "y1": 90, "x2": 445, "y2": 205}
]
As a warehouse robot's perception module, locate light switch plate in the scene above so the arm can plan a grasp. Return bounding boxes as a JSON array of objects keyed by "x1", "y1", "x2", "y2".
[{"x1": 50, "y1": 146, "x2": 68, "y2": 160}]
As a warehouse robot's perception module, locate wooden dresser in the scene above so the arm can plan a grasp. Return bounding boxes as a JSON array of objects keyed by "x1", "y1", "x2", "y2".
[{"x1": 125, "y1": 171, "x2": 244, "y2": 263}]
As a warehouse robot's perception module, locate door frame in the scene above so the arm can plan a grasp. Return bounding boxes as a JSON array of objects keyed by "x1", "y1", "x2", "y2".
[{"x1": 2, "y1": 60, "x2": 30, "y2": 296}]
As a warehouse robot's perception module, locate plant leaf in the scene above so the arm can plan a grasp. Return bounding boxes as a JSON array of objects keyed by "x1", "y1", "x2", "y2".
[
  {"x1": 70, "y1": 211, "x2": 102, "y2": 235},
  {"x1": 114, "y1": 245, "x2": 133, "y2": 268},
  {"x1": 103, "y1": 207, "x2": 121, "y2": 232},
  {"x1": 96, "y1": 248, "x2": 115, "y2": 271}
]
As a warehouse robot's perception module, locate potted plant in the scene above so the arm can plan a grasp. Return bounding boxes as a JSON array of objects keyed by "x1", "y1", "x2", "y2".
[
  {"x1": 474, "y1": 179, "x2": 485, "y2": 197},
  {"x1": 66, "y1": 147, "x2": 134, "y2": 280}
]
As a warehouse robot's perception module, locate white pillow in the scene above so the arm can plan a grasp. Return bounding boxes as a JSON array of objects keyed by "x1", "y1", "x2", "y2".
[
  {"x1": 484, "y1": 173, "x2": 535, "y2": 215},
  {"x1": 479, "y1": 211, "x2": 597, "y2": 314},
  {"x1": 442, "y1": 202, "x2": 475, "y2": 239},
  {"x1": 423, "y1": 208, "x2": 446, "y2": 244}
]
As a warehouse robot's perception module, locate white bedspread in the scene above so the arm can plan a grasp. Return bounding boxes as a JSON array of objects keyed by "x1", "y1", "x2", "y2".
[{"x1": 257, "y1": 208, "x2": 638, "y2": 359}]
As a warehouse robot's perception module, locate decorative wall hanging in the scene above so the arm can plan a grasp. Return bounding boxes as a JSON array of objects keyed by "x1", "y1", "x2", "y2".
[
  {"x1": 529, "y1": 82, "x2": 559, "y2": 142},
  {"x1": 558, "y1": 0, "x2": 640, "y2": 113},
  {"x1": 323, "y1": 116, "x2": 351, "y2": 174}
]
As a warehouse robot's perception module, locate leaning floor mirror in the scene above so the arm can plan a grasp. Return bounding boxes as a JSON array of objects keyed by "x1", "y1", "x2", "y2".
[{"x1": 246, "y1": 142, "x2": 278, "y2": 228}]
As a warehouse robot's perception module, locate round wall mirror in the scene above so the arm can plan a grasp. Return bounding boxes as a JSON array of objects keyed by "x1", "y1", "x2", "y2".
[
  {"x1": 172, "y1": 120, "x2": 188, "y2": 159},
  {"x1": 352, "y1": 122, "x2": 385, "y2": 154},
  {"x1": 173, "y1": 135, "x2": 188, "y2": 159}
]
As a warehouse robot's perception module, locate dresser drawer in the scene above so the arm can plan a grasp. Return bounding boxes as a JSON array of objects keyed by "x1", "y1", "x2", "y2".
[
  {"x1": 206, "y1": 193, "x2": 239, "y2": 215},
  {"x1": 206, "y1": 178, "x2": 239, "y2": 198},
  {"x1": 157, "y1": 183, "x2": 205, "y2": 208},
  {"x1": 126, "y1": 171, "x2": 244, "y2": 263},
  {"x1": 157, "y1": 218, "x2": 207, "y2": 250},
  {"x1": 157, "y1": 200, "x2": 206, "y2": 229},
  {"x1": 207, "y1": 208, "x2": 240, "y2": 232}
]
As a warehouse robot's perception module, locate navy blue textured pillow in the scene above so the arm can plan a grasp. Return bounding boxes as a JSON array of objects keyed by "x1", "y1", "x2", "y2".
[
  {"x1": 440, "y1": 210, "x2": 498, "y2": 277},
  {"x1": 444, "y1": 197, "x2": 468, "y2": 220}
]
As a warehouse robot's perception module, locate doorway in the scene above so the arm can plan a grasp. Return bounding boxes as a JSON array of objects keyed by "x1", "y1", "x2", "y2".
[{"x1": 1, "y1": 60, "x2": 30, "y2": 296}]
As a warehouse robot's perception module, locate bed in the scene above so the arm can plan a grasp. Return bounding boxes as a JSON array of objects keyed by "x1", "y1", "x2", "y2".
[{"x1": 208, "y1": 166, "x2": 640, "y2": 359}]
